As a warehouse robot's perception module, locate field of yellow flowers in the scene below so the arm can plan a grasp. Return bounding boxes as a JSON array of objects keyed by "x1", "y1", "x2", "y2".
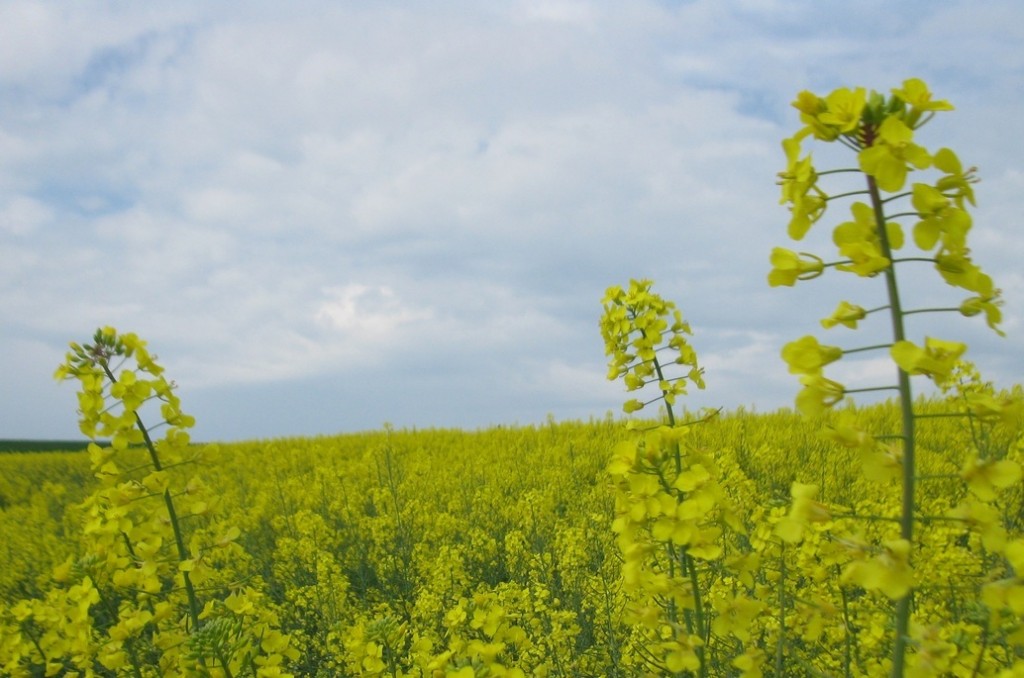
[{"x1": 1, "y1": 389, "x2": 1021, "y2": 676}]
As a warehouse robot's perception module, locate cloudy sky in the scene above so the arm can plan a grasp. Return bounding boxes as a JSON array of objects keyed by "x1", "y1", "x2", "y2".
[{"x1": 2, "y1": 1, "x2": 1022, "y2": 442}]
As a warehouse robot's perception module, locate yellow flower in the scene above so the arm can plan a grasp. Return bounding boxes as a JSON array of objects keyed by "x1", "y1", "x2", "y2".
[
  {"x1": 961, "y1": 457, "x2": 1023, "y2": 501},
  {"x1": 832, "y1": 202, "x2": 902, "y2": 276},
  {"x1": 906, "y1": 623, "x2": 958, "y2": 677},
  {"x1": 687, "y1": 526, "x2": 723, "y2": 560},
  {"x1": 822, "y1": 412, "x2": 874, "y2": 451},
  {"x1": 791, "y1": 90, "x2": 839, "y2": 141},
  {"x1": 960, "y1": 295, "x2": 1005, "y2": 337},
  {"x1": 859, "y1": 116, "x2": 932, "y2": 191},
  {"x1": 891, "y1": 337, "x2": 966, "y2": 384},
  {"x1": 791, "y1": 90, "x2": 825, "y2": 118},
  {"x1": 787, "y1": 190, "x2": 828, "y2": 241},
  {"x1": 768, "y1": 248, "x2": 824, "y2": 287},
  {"x1": 778, "y1": 136, "x2": 828, "y2": 239},
  {"x1": 663, "y1": 633, "x2": 703, "y2": 673},
  {"x1": 794, "y1": 373, "x2": 846, "y2": 416},
  {"x1": 948, "y1": 498, "x2": 1007, "y2": 551},
  {"x1": 893, "y1": 78, "x2": 953, "y2": 111},
  {"x1": 110, "y1": 369, "x2": 153, "y2": 413},
  {"x1": 934, "y1": 251, "x2": 996, "y2": 296},
  {"x1": 711, "y1": 593, "x2": 766, "y2": 642},
  {"x1": 911, "y1": 182, "x2": 971, "y2": 252},
  {"x1": 859, "y1": 443, "x2": 902, "y2": 483},
  {"x1": 607, "y1": 440, "x2": 637, "y2": 477},
  {"x1": 776, "y1": 482, "x2": 830, "y2": 543},
  {"x1": 622, "y1": 399, "x2": 644, "y2": 414},
  {"x1": 964, "y1": 391, "x2": 1023, "y2": 426},
  {"x1": 819, "y1": 86, "x2": 867, "y2": 134},
  {"x1": 725, "y1": 552, "x2": 761, "y2": 589},
  {"x1": 781, "y1": 335, "x2": 842, "y2": 376},
  {"x1": 732, "y1": 648, "x2": 766, "y2": 678},
  {"x1": 933, "y1": 146, "x2": 976, "y2": 207},
  {"x1": 841, "y1": 539, "x2": 914, "y2": 599},
  {"x1": 821, "y1": 301, "x2": 867, "y2": 329},
  {"x1": 982, "y1": 579, "x2": 1024, "y2": 617}
]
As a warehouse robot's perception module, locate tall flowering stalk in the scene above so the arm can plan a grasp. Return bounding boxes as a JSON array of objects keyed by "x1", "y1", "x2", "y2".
[
  {"x1": 600, "y1": 280, "x2": 762, "y2": 677},
  {"x1": 772, "y1": 79, "x2": 1019, "y2": 676},
  {"x1": 2, "y1": 328, "x2": 297, "y2": 676}
]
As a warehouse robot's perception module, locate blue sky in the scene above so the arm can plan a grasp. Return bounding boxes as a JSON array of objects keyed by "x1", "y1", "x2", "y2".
[{"x1": 2, "y1": 0, "x2": 1022, "y2": 441}]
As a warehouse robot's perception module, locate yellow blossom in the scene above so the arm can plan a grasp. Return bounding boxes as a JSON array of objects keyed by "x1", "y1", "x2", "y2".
[
  {"x1": 960, "y1": 295, "x2": 1005, "y2": 337},
  {"x1": 859, "y1": 116, "x2": 932, "y2": 191},
  {"x1": 711, "y1": 593, "x2": 766, "y2": 642},
  {"x1": 948, "y1": 498, "x2": 1007, "y2": 551},
  {"x1": 841, "y1": 539, "x2": 914, "y2": 599},
  {"x1": 794, "y1": 373, "x2": 846, "y2": 416},
  {"x1": 859, "y1": 443, "x2": 902, "y2": 483},
  {"x1": 768, "y1": 248, "x2": 824, "y2": 287},
  {"x1": 776, "y1": 482, "x2": 830, "y2": 543},
  {"x1": 819, "y1": 87, "x2": 867, "y2": 134},
  {"x1": 961, "y1": 457, "x2": 1023, "y2": 501},
  {"x1": 781, "y1": 335, "x2": 842, "y2": 376},
  {"x1": 891, "y1": 337, "x2": 966, "y2": 384},
  {"x1": 893, "y1": 78, "x2": 953, "y2": 111},
  {"x1": 821, "y1": 301, "x2": 867, "y2": 329}
]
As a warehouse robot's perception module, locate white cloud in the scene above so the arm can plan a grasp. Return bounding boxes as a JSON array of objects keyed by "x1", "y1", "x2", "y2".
[
  {"x1": 2, "y1": 0, "x2": 1022, "y2": 440},
  {"x1": 0, "y1": 195, "x2": 51, "y2": 235},
  {"x1": 315, "y1": 284, "x2": 432, "y2": 341}
]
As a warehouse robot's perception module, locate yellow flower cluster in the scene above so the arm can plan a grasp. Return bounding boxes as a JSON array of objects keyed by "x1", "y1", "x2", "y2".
[
  {"x1": 600, "y1": 279, "x2": 704, "y2": 414},
  {"x1": 773, "y1": 78, "x2": 1002, "y2": 334}
]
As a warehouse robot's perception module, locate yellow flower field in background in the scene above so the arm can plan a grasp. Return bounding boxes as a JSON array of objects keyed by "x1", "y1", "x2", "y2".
[{"x1": 2, "y1": 389, "x2": 1021, "y2": 676}]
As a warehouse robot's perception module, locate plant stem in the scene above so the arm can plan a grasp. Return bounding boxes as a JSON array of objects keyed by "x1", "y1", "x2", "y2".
[
  {"x1": 838, "y1": 579, "x2": 854, "y2": 678},
  {"x1": 842, "y1": 343, "x2": 894, "y2": 355},
  {"x1": 100, "y1": 362, "x2": 203, "y2": 632},
  {"x1": 649, "y1": 341, "x2": 707, "y2": 675},
  {"x1": 866, "y1": 175, "x2": 915, "y2": 677},
  {"x1": 775, "y1": 543, "x2": 786, "y2": 677}
]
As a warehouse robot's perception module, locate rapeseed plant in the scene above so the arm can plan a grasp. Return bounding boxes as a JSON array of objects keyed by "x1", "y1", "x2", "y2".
[
  {"x1": 601, "y1": 279, "x2": 770, "y2": 676},
  {"x1": 1, "y1": 327, "x2": 298, "y2": 676},
  {"x1": 773, "y1": 78, "x2": 1023, "y2": 676}
]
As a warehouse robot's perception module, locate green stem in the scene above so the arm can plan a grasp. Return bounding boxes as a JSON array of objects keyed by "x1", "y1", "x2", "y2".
[
  {"x1": 902, "y1": 307, "x2": 961, "y2": 315},
  {"x1": 969, "y1": 616, "x2": 991, "y2": 678},
  {"x1": 817, "y1": 168, "x2": 863, "y2": 176},
  {"x1": 133, "y1": 410, "x2": 203, "y2": 633},
  {"x1": 866, "y1": 175, "x2": 915, "y2": 678},
  {"x1": 684, "y1": 552, "x2": 707, "y2": 643},
  {"x1": 843, "y1": 386, "x2": 900, "y2": 394},
  {"x1": 837, "y1": 574, "x2": 856, "y2": 678},
  {"x1": 881, "y1": 191, "x2": 913, "y2": 204},
  {"x1": 649, "y1": 340, "x2": 707, "y2": 675},
  {"x1": 842, "y1": 343, "x2": 894, "y2": 355},
  {"x1": 891, "y1": 257, "x2": 937, "y2": 264},
  {"x1": 775, "y1": 542, "x2": 786, "y2": 677},
  {"x1": 826, "y1": 189, "x2": 871, "y2": 202},
  {"x1": 216, "y1": 649, "x2": 236, "y2": 678},
  {"x1": 100, "y1": 362, "x2": 204, "y2": 633},
  {"x1": 22, "y1": 624, "x2": 50, "y2": 669}
]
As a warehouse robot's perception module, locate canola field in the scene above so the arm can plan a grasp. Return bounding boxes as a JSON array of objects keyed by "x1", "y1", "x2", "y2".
[{"x1": 1, "y1": 394, "x2": 1021, "y2": 676}]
